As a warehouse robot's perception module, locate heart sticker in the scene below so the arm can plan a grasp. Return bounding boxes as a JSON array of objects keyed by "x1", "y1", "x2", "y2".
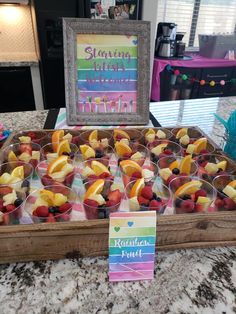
[
  {"x1": 132, "y1": 39, "x2": 138, "y2": 45},
  {"x1": 114, "y1": 226, "x2": 120, "y2": 232},
  {"x1": 128, "y1": 221, "x2": 134, "y2": 227}
]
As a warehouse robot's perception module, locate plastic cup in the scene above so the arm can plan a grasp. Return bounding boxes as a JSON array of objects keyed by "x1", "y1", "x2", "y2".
[
  {"x1": 13, "y1": 130, "x2": 48, "y2": 145},
  {"x1": 40, "y1": 142, "x2": 79, "y2": 162},
  {"x1": 171, "y1": 127, "x2": 203, "y2": 143},
  {"x1": 35, "y1": 160, "x2": 77, "y2": 188},
  {"x1": 78, "y1": 130, "x2": 112, "y2": 147},
  {"x1": 115, "y1": 143, "x2": 148, "y2": 167},
  {"x1": 0, "y1": 188, "x2": 25, "y2": 225},
  {"x1": 24, "y1": 185, "x2": 78, "y2": 223},
  {"x1": 196, "y1": 154, "x2": 235, "y2": 183},
  {"x1": 0, "y1": 161, "x2": 34, "y2": 194},
  {"x1": 148, "y1": 140, "x2": 183, "y2": 163},
  {"x1": 213, "y1": 175, "x2": 236, "y2": 211},
  {"x1": 157, "y1": 155, "x2": 198, "y2": 185},
  {"x1": 142, "y1": 128, "x2": 173, "y2": 145},
  {"x1": 113, "y1": 128, "x2": 143, "y2": 144},
  {"x1": 81, "y1": 180, "x2": 123, "y2": 219},
  {"x1": 119, "y1": 159, "x2": 159, "y2": 188},
  {"x1": 125, "y1": 178, "x2": 170, "y2": 214},
  {"x1": 75, "y1": 144, "x2": 115, "y2": 163},
  {"x1": 169, "y1": 176, "x2": 216, "y2": 214}
]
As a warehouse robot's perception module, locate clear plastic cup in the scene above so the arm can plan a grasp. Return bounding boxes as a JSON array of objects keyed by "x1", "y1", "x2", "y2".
[
  {"x1": 115, "y1": 143, "x2": 148, "y2": 167},
  {"x1": 213, "y1": 174, "x2": 236, "y2": 211},
  {"x1": 24, "y1": 185, "x2": 78, "y2": 223},
  {"x1": 113, "y1": 128, "x2": 143, "y2": 144},
  {"x1": 78, "y1": 130, "x2": 112, "y2": 148},
  {"x1": 75, "y1": 144, "x2": 115, "y2": 163},
  {"x1": 81, "y1": 180, "x2": 123, "y2": 219},
  {"x1": 142, "y1": 128, "x2": 173, "y2": 145},
  {"x1": 148, "y1": 140, "x2": 183, "y2": 163},
  {"x1": 171, "y1": 127, "x2": 203, "y2": 143},
  {"x1": 0, "y1": 188, "x2": 25, "y2": 225},
  {"x1": 125, "y1": 178, "x2": 170, "y2": 214},
  {"x1": 157, "y1": 155, "x2": 198, "y2": 185},
  {"x1": 169, "y1": 176, "x2": 216, "y2": 214},
  {"x1": 196, "y1": 154, "x2": 235, "y2": 183},
  {"x1": 40, "y1": 142, "x2": 79, "y2": 162},
  {"x1": 35, "y1": 159, "x2": 77, "y2": 188},
  {"x1": 13, "y1": 130, "x2": 48, "y2": 145}
]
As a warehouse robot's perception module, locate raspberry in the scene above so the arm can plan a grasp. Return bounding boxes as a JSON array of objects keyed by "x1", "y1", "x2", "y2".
[
  {"x1": 180, "y1": 199, "x2": 195, "y2": 213},
  {"x1": 199, "y1": 149, "x2": 208, "y2": 154},
  {"x1": 28, "y1": 132, "x2": 36, "y2": 139},
  {"x1": 0, "y1": 187, "x2": 13, "y2": 196},
  {"x1": 106, "y1": 200, "x2": 117, "y2": 207},
  {"x1": 131, "y1": 171, "x2": 142, "y2": 179},
  {"x1": 99, "y1": 172, "x2": 110, "y2": 179},
  {"x1": 108, "y1": 190, "x2": 122, "y2": 204},
  {"x1": 29, "y1": 159, "x2": 38, "y2": 169},
  {"x1": 46, "y1": 213, "x2": 56, "y2": 223},
  {"x1": 64, "y1": 171, "x2": 74, "y2": 186},
  {"x1": 35, "y1": 206, "x2": 49, "y2": 217},
  {"x1": 149, "y1": 199, "x2": 162, "y2": 211},
  {"x1": 195, "y1": 203, "x2": 203, "y2": 212},
  {"x1": 6, "y1": 204, "x2": 16, "y2": 212},
  {"x1": 84, "y1": 199, "x2": 99, "y2": 208},
  {"x1": 163, "y1": 149, "x2": 173, "y2": 155},
  {"x1": 166, "y1": 174, "x2": 178, "y2": 185},
  {"x1": 58, "y1": 202, "x2": 72, "y2": 213},
  {"x1": 223, "y1": 198, "x2": 236, "y2": 210},
  {"x1": 215, "y1": 198, "x2": 224, "y2": 209},
  {"x1": 0, "y1": 200, "x2": 4, "y2": 211},
  {"x1": 194, "y1": 189, "x2": 207, "y2": 201},
  {"x1": 141, "y1": 186, "x2": 153, "y2": 200},
  {"x1": 137, "y1": 196, "x2": 149, "y2": 206}
]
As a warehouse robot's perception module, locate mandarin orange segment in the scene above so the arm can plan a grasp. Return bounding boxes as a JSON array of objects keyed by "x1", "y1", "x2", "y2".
[
  {"x1": 88, "y1": 130, "x2": 98, "y2": 142},
  {"x1": 52, "y1": 130, "x2": 64, "y2": 152},
  {"x1": 228, "y1": 180, "x2": 236, "y2": 188},
  {"x1": 8, "y1": 151, "x2": 18, "y2": 162},
  {"x1": 11, "y1": 166, "x2": 24, "y2": 180},
  {"x1": 193, "y1": 137, "x2": 207, "y2": 153},
  {"x1": 130, "y1": 178, "x2": 145, "y2": 198},
  {"x1": 169, "y1": 160, "x2": 179, "y2": 171},
  {"x1": 174, "y1": 180, "x2": 202, "y2": 197},
  {"x1": 91, "y1": 160, "x2": 110, "y2": 176},
  {"x1": 176, "y1": 128, "x2": 188, "y2": 139},
  {"x1": 47, "y1": 155, "x2": 68, "y2": 174},
  {"x1": 57, "y1": 139, "x2": 71, "y2": 156},
  {"x1": 39, "y1": 189, "x2": 55, "y2": 206},
  {"x1": 119, "y1": 160, "x2": 142, "y2": 177},
  {"x1": 84, "y1": 179, "x2": 105, "y2": 199},
  {"x1": 179, "y1": 155, "x2": 192, "y2": 175},
  {"x1": 79, "y1": 144, "x2": 95, "y2": 159},
  {"x1": 114, "y1": 129, "x2": 130, "y2": 140},
  {"x1": 115, "y1": 141, "x2": 132, "y2": 157}
]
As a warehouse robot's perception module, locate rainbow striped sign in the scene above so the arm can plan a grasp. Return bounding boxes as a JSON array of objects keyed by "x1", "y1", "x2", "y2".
[
  {"x1": 77, "y1": 34, "x2": 138, "y2": 114},
  {"x1": 109, "y1": 211, "x2": 157, "y2": 282}
]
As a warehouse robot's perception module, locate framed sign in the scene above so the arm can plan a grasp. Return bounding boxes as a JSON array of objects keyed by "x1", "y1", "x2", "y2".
[{"x1": 63, "y1": 18, "x2": 150, "y2": 125}]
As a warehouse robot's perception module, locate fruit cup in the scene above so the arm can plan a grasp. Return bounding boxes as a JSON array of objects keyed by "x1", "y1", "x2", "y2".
[
  {"x1": 78, "y1": 158, "x2": 117, "y2": 184},
  {"x1": 196, "y1": 154, "x2": 235, "y2": 183},
  {"x1": 213, "y1": 175, "x2": 236, "y2": 211},
  {"x1": 169, "y1": 176, "x2": 216, "y2": 214},
  {"x1": 35, "y1": 157, "x2": 77, "y2": 188},
  {"x1": 0, "y1": 161, "x2": 33, "y2": 194},
  {"x1": 171, "y1": 127, "x2": 203, "y2": 146},
  {"x1": 113, "y1": 128, "x2": 143, "y2": 144},
  {"x1": 114, "y1": 142, "x2": 148, "y2": 166},
  {"x1": 125, "y1": 177, "x2": 170, "y2": 214},
  {"x1": 24, "y1": 185, "x2": 77, "y2": 223},
  {"x1": 76, "y1": 144, "x2": 115, "y2": 163},
  {"x1": 41, "y1": 142, "x2": 79, "y2": 162},
  {"x1": 119, "y1": 159, "x2": 158, "y2": 188},
  {"x1": 78, "y1": 129, "x2": 112, "y2": 148},
  {"x1": 148, "y1": 140, "x2": 182, "y2": 164},
  {"x1": 157, "y1": 155, "x2": 198, "y2": 186},
  {"x1": 81, "y1": 179, "x2": 123, "y2": 219},
  {"x1": 142, "y1": 128, "x2": 173, "y2": 145},
  {"x1": 0, "y1": 187, "x2": 25, "y2": 225},
  {"x1": 1, "y1": 142, "x2": 42, "y2": 169},
  {"x1": 13, "y1": 130, "x2": 48, "y2": 146}
]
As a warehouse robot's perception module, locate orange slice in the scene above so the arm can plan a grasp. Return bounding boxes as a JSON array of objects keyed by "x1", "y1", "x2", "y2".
[
  {"x1": 228, "y1": 180, "x2": 236, "y2": 188},
  {"x1": 130, "y1": 178, "x2": 145, "y2": 197},
  {"x1": 39, "y1": 189, "x2": 55, "y2": 206},
  {"x1": 47, "y1": 155, "x2": 68, "y2": 174},
  {"x1": 79, "y1": 144, "x2": 95, "y2": 159},
  {"x1": 91, "y1": 160, "x2": 110, "y2": 176},
  {"x1": 176, "y1": 128, "x2": 188, "y2": 139},
  {"x1": 217, "y1": 160, "x2": 227, "y2": 171},
  {"x1": 120, "y1": 160, "x2": 142, "y2": 176},
  {"x1": 57, "y1": 139, "x2": 71, "y2": 156},
  {"x1": 179, "y1": 155, "x2": 192, "y2": 175},
  {"x1": 11, "y1": 166, "x2": 24, "y2": 180},
  {"x1": 52, "y1": 130, "x2": 64, "y2": 152},
  {"x1": 193, "y1": 137, "x2": 207, "y2": 153},
  {"x1": 115, "y1": 141, "x2": 132, "y2": 157},
  {"x1": 8, "y1": 151, "x2": 18, "y2": 162},
  {"x1": 114, "y1": 129, "x2": 130, "y2": 140},
  {"x1": 174, "y1": 180, "x2": 202, "y2": 197},
  {"x1": 88, "y1": 130, "x2": 98, "y2": 143},
  {"x1": 169, "y1": 160, "x2": 179, "y2": 171},
  {"x1": 84, "y1": 179, "x2": 105, "y2": 199}
]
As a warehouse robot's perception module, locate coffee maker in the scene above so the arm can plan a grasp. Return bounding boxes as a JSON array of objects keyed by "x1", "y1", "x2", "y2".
[{"x1": 155, "y1": 22, "x2": 177, "y2": 58}]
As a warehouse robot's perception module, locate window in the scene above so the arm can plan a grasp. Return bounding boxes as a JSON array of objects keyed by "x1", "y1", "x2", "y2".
[{"x1": 156, "y1": 0, "x2": 236, "y2": 47}]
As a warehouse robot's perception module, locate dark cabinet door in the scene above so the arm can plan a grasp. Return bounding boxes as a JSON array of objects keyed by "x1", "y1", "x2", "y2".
[
  {"x1": 229, "y1": 67, "x2": 236, "y2": 96},
  {"x1": 0, "y1": 67, "x2": 35, "y2": 113}
]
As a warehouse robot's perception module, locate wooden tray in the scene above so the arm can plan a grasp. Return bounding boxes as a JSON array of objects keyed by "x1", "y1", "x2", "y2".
[{"x1": 0, "y1": 126, "x2": 235, "y2": 264}]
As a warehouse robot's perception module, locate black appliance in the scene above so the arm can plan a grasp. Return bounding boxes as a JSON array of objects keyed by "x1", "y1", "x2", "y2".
[
  {"x1": 175, "y1": 32, "x2": 186, "y2": 58},
  {"x1": 155, "y1": 22, "x2": 177, "y2": 58}
]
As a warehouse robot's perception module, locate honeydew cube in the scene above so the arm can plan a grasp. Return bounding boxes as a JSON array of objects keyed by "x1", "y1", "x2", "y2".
[
  {"x1": 33, "y1": 197, "x2": 49, "y2": 210},
  {"x1": 129, "y1": 196, "x2": 140, "y2": 211},
  {"x1": 186, "y1": 144, "x2": 196, "y2": 154},
  {"x1": 204, "y1": 162, "x2": 218, "y2": 175},
  {"x1": 131, "y1": 152, "x2": 143, "y2": 161},
  {"x1": 179, "y1": 134, "x2": 190, "y2": 146},
  {"x1": 32, "y1": 151, "x2": 40, "y2": 161},
  {"x1": 159, "y1": 168, "x2": 172, "y2": 181},
  {"x1": 145, "y1": 134, "x2": 155, "y2": 143},
  {"x1": 142, "y1": 169, "x2": 154, "y2": 181},
  {"x1": 63, "y1": 133, "x2": 73, "y2": 143},
  {"x1": 81, "y1": 166, "x2": 95, "y2": 178},
  {"x1": 3, "y1": 190, "x2": 17, "y2": 206},
  {"x1": 101, "y1": 138, "x2": 109, "y2": 148},
  {"x1": 223, "y1": 185, "x2": 236, "y2": 199},
  {"x1": 19, "y1": 136, "x2": 31, "y2": 143},
  {"x1": 156, "y1": 130, "x2": 166, "y2": 139},
  {"x1": 18, "y1": 152, "x2": 31, "y2": 163},
  {"x1": 88, "y1": 194, "x2": 105, "y2": 205}
]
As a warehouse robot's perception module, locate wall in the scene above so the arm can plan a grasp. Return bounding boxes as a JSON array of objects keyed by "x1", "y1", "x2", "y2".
[{"x1": 0, "y1": 4, "x2": 37, "y2": 60}]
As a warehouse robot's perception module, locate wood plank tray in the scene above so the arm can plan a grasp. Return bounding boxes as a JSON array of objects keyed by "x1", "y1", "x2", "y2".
[{"x1": 0, "y1": 126, "x2": 235, "y2": 264}]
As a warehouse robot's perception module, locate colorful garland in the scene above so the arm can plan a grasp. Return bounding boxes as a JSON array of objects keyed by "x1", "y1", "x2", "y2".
[{"x1": 166, "y1": 65, "x2": 236, "y2": 86}]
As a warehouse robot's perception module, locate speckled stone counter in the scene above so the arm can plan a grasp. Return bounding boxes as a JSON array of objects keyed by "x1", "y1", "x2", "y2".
[{"x1": 1, "y1": 98, "x2": 236, "y2": 314}]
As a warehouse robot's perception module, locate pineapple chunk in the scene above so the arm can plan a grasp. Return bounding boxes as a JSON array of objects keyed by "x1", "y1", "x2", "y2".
[
  {"x1": 3, "y1": 190, "x2": 17, "y2": 206},
  {"x1": 89, "y1": 139, "x2": 99, "y2": 149},
  {"x1": 217, "y1": 160, "x2": 227, "y2": 171},
  {"x1": 119, "y1": 138, "x2": 130, "y2": 146},
  {"x1": 204, "y1": 162, "x2": 218, "y2": 175},
  {"x1": 0, "y1": 173, "x2": 12, "y2": 184},
  {"x1": 33, "y1": 197, "x2": 49, "y2": 210},
  {"x1": 18, "y1": 152, "x2": 31, "y2": 163},
  {"x1": 186, "y1": 144, "x2": 196, "y2": 154},
  {"x1": 32, "y1": 151, "x2": 40, "y2": 161},
  {"x1": 54, "y1": 193, "x2": 68, "y2": 206},
  {"x1": 223, "y1": 185, "x2": 236, "y2": 199},
  {"x1": 46, "y1": 153, "x2": 58, "y2": 163},
  {"x1": 101, "y1": 138, "x2": 109, "y2": 148},
  {"x1": 196, "y1": 196, "x2": 211, "y2": 211},
  {"x1": 156, "y1": 130, "x2": 166, "y2": 139},
  {"x1": 81, "y1": 166, "x2": 95, "y2": 178},
  {"x1": 19, "y1": 136, "x2": 31, "y2": 143},
  {"x1": 145, "y1": 134, "x2": 155, "y2": 143},
  {"x1": 63, "y1": 133, "x2": 73, "y2": 143},
  {"x1": 159, "y1": 168, "x2": 172, "y2": 181},
  {"x1": 87, "y1": 194, "x2": 105, "y2": 205},
  {"x1": 131, "y1": 152, "x2": 143, "y2": 160},
  {"x1": 129, "y1": 196, "x2": 140, "y2": 211},
  {"x1": 151, "y1": 143, "x2": 168, "y2": 156},
  {"x1": 179, "y1": 134, "x2": 190, "y2": 146}
]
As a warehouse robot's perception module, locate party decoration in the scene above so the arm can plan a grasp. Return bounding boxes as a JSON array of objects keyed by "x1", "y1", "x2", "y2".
[
  {"x1": 209, "y1": 80, "x2": 215, "y2": 87},
  {"x1": 220, "y1": 80, "x2": 225, "y2": 86},
  {"x1": 174, "y1": 69, "x2": 180, "y2": 76},
  {"x1": 200, "y1": 80, "x2": 206, "y2": 86},
  {"x1": 182, "y1": 74, "x2": 188, "y2": 80}
]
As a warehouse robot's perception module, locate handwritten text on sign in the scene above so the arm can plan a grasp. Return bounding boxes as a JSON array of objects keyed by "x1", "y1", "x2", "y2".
[{"x1": 109, "y1": 211, "x2": 157, "y2": 282}]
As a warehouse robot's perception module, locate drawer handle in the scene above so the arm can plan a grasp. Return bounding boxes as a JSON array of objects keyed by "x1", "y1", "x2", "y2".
[
  {"x1": 207, "y1": 74, "x2": 228, "y2": 78},
  {"x1": 204, "y1": 92, "x2": 224, "y2": 96}
]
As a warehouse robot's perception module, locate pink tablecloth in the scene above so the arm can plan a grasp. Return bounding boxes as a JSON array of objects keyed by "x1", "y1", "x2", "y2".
[{"x1": 151, "y1": 53, "x2": 236, "y2": 101}]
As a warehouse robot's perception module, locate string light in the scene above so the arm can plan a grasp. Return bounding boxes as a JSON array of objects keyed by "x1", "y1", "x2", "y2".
[{"x1": 209, "y1": 80, "x2": 215, "y2": 87}]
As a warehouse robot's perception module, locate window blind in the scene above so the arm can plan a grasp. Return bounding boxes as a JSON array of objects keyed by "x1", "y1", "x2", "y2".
[{"x1": 156, "y1": 0, "x2": 236, "y2": 47}]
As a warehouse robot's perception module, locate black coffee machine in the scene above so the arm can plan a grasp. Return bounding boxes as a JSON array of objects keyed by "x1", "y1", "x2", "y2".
[{"x1": 155, "y1": 22, "x2": 177, "y2": 58}]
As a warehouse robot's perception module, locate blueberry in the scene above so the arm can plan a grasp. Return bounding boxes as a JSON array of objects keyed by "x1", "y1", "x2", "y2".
[
  {"x1": 14, "y1": 198, "x2": 23, "y2": 207},
  {"x1": 98, "y1": 211, "x2": 105, "y2": 219},
  {"x1": 95, "y1": 150, "x2": 104, "y2": 158},
  {"x1": 98, "y1": 205, "x2": 105, "y2": 209},
  {"x1": 182, "y1": 194, "x2": 191, "y2": 200},
  {"x1": 172, "y1": 168, "x2": 180, "y2": 175},
  {"x1": 156, "y1": 197, "x2": 162, "y2": 202},
  {"x1": 21, "y1": 180, "x2": 30, "y2": 188},
  {"x1": 175, "y1": 199, "x2": 182, "y2": 207},
  {"x1": 49, "y1": 206, "x2": 57, "y2": 213},
  {"x1": 152, "y1": 193, "x2": 157, "y2": 200}
]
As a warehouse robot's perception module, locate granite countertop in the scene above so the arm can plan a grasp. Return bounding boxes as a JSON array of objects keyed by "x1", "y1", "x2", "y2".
[{"x1": 1, "y1": 98, "x2": 236, "y2": 314}]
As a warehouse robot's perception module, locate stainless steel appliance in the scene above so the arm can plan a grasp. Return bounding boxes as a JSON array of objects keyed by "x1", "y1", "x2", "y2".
[{"x1": 155, "y1": 22, "x2": 177, "y2": 58}]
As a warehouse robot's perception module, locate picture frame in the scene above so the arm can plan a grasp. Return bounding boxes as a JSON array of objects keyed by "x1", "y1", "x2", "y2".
[{"x1": 63, "y1": 18, "x2": 150, "y2": 125}]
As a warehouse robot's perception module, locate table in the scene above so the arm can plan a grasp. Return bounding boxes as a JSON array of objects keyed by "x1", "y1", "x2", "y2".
[
  {"x1": 151, "y1": 53, "x2": 236, "y2": 101},
  {"x1": 0, "y1": 97, "x2": 236, "y2": 313}
]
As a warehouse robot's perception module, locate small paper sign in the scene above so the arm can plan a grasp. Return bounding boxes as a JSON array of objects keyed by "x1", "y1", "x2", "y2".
[{"x1": 109, "y1": 211, "x2": 157, "y2": 282}]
